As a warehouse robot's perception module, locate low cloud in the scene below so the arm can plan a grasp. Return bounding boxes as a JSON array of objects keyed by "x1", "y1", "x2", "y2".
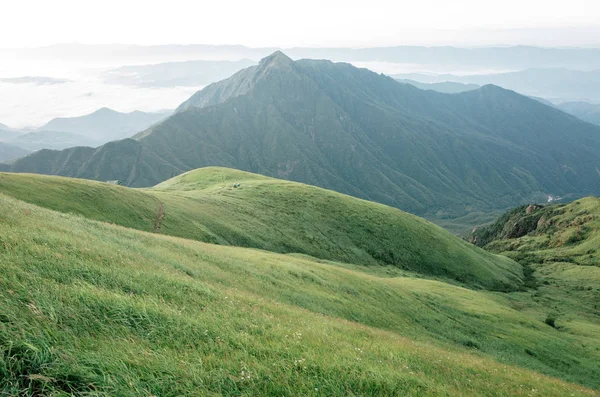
[{"x1": 0, "y1": 76, "x2": 72, "y2": 85}]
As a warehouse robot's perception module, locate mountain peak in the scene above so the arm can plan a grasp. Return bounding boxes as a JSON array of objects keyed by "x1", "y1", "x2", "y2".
[
  {"x1": 259, "y1": 51, "x2": 294, "y2": 68},
  {"x1": 93, "y1": 107, "x2": 119, "y2": 115}
]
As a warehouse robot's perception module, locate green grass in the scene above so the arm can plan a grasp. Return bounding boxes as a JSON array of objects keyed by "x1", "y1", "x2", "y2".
[
  {"x1": 470, "y1": 197, "x2": 600, "y2": 324},
  {"x1": 479, "y1": 198, "x2": 600, "y2": 266},
  {"x1": 0, "y1": 168, "x2": 522, "y2": 291},
  {"x1": 0, "y1": 172, "x2": 160, "y2": 232},
  {"x1": 1, "y1": 194, "x2": 599, "y2": 395}
]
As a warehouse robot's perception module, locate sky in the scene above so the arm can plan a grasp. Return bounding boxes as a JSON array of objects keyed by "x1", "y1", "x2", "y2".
[{"x1": 2, "y1": 0, "x2": 600, "y2": 48}]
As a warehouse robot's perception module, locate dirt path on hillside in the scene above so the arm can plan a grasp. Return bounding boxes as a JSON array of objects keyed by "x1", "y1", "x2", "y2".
[{"x1": 153, "y1": 202, "x2": 164, "y2": 233}]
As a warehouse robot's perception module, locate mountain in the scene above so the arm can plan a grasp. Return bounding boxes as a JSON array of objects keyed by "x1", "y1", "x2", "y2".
[
  {"x1": 41, "y1": 107, "x2": 173, "y2": 142},
  {"x1": 396, "y1": 79, "x2": 480, "y2": 93},
  {"x1": 0, "y1": 126, "x2": 21, "y2": 141},
  {"x1": 0, "y1": 142, "x2": 30, "y2": 162},
  {"x1": 557, "y1": 101, "x2": 600, "y2": 126},
  {"x1": 104, "y1": 59, "x2": 256, "y2": 88},
  {"x1": 7, "y1": 52, "x2": 600, "y2": 220},
  {"x1": 0, "y1": 108, "x2": 172, "y2": 151},
  {"x1": 0, "y1": 174, "x2": 598, "y2": 393},
  {"x1": 0, "y1": 168, "x2": 522, "y2": 290},
  {"x1": 394, "y1": 68, "x2": 600, "y2": 102},
  {"x1": 7, "y1": 138, "x2": 182, "y2": 187}
]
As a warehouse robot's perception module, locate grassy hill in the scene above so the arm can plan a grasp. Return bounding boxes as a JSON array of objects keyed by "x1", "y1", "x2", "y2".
[
  {"x1": 7, "y1": 52, "x2": 600, "y2": 222},
  {"x1": 1, "y1": 193, "x2": 599, "y2": 395},
  {"x1": 470, "y1": 197, "x2": 600, "y2": 266},
  {"x1": 470, "y1": 198, "x2": 600, "y2": 320},
  {"x1": 0, "y1": 169, "x2": 521, "y2": 290}
]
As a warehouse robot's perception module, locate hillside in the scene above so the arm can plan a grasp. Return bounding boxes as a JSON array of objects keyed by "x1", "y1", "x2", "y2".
[
  {"x1": 6, "y1": 139, "x2": 183, "y2": 187},
  {"x1": 1, "y1": 192, "x2": 599, "y2": 394},
  {"x1": 470, "y1": 198, "x2": 600, "y2": 321},
  {"x1": 0, "y1": 169, "x2": 522, "y2": 290},
  {"x1": 7, "y1": 52, "x2": 600, "y2": 220},
  {"x1": 470, "y1": 198, "x2": 600, "y2": 264}
]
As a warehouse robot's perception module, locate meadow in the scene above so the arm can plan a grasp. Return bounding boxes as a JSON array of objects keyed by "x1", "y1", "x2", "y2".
[{"x1": 0, "y1": 193, "x2": 599, "y2": 394}]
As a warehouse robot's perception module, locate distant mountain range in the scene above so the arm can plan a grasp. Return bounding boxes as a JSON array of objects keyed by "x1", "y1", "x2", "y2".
[
  {"x1": 556, "y1": 101, "x2": 600, "y2": 126},
  {"x1": 6, "y1": 52, "x2": 600, "y2": 219},
  {"x1": 0, "y1": 125, "x2": 21, "y2": 141},
  {"x1": 397, "y1": 76, "x2": 600, "y2": 128},
  {"x1": 0, "y1": 142, "x2": 30, "y2": 162},
  {"x1": 104, "y1": 59, "x2": 256, "y2": 88},
  {"x1": 40, "y1": 107, "x2": 173, "y2": 142},
  {"x1": 393, "y1": 68, "x2": 600, "y2": 102},
  {"x1": 395, "y1": 80, "x2": 600, "y2": 128},
  {"x1": 0, "y1": 108, "x2": 172, "y2": 154},
  {"x1": 396, "y1": 79, "x2": 480, "y2": 94},
  {"x1": 7, "y1": 44, "x2": 600, "y2": 70},
  {"x1": 7, "y1": 130, "x2": 100, "y2": 151}
]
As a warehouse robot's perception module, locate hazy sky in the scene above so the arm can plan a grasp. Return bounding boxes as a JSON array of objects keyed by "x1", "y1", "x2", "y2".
[{"x1": 2, "y1": 0, "x2": 600, "y2": 48}]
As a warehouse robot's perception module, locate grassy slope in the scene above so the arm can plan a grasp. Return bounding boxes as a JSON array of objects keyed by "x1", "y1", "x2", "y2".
[
  {"x1": 0, "y1": 172, "x2": 160, "y2": 231},
  {"x1": 1, "y1": 194, "x2": 599, "y2": 395},
  {"x1": 468, "y1": 198, "x2": 600, "y2": 386},
  {"x1": 479, "y1": 197, "x2": 600, "y2": 266},
  {"x1": 0, "y1": 169, "x2": 521, "y2": 291},
  {"x1": 472, "y1": 198, "x2": 600, "y2": 320}
]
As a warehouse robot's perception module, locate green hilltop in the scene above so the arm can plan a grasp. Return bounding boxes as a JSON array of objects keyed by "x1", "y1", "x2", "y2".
[
  {"x1": 470, "y1": 197, "x2": 600, "y2": 267},
  {"x1": 1, "y1": 186, "x2": 599, "y2": 395},
  {"x1": 470, "y1": 198, "x2": 600, "y2": 320},
  {"x1": 6, "y1": 52, "x2": 600, "y2": 221},
  {"x1": 0, "y1": 169, "x2": 521, "y2": 290}
]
